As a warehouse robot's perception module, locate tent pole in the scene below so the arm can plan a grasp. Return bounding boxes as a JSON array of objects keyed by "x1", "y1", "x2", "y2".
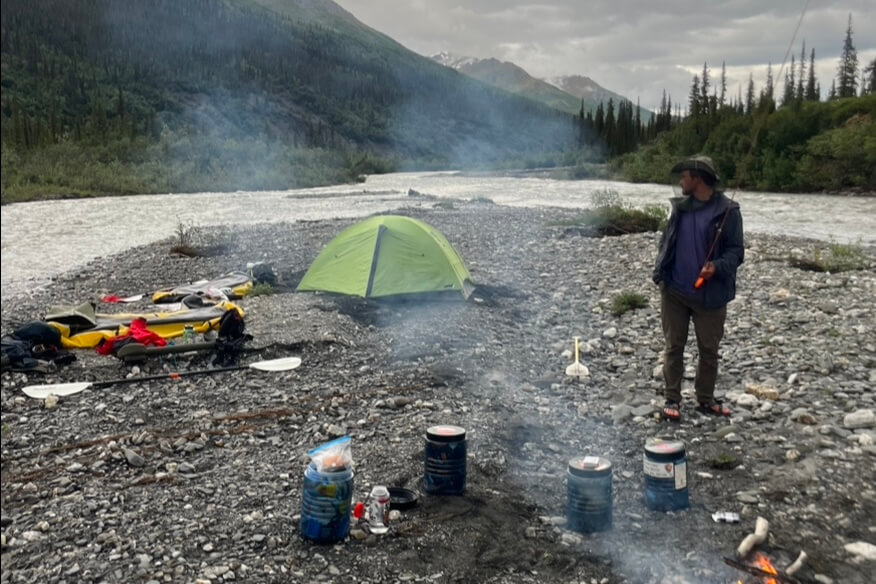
[{"x1": 365, "y1": 224, "x2": 386, "y2": 297}]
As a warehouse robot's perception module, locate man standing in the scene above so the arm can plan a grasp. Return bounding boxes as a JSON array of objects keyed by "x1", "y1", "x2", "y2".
[{"x1": 653, "y1": 155, "x2": 744, "y2": 421}]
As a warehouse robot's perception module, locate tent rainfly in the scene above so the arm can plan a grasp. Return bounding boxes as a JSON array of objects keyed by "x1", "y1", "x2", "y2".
[{"x1": 296, "y1": 215, "x2": 474, "y2": 299}]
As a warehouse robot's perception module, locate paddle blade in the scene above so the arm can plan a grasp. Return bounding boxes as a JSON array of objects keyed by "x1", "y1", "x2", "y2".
[
  {"x1": 248, "y1": 357, "x2": 302, "y2": 372},
  {"x1": 565, "y1": 362, "x2": 590, "y2": 378},
  {"x1": 22, "y1": 382, "x2": 93, "y2": 399}
]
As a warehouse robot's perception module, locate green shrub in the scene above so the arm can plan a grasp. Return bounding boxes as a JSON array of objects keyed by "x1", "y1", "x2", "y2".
[
  {"x1": 173, "y1": 217, "x2": 198, "y2": 248},
  {"x1": 709, "y1": 453, "x2": 739, "y2": 469},
  {"x1": 789, "y1": 241, "x2": 869, "y2": 273},
  {"x1": 611, "y1": 291, "x2": 649, "y2": 316},
  {"x1": 248, "y1": 283, "x2": 276, "y2": 296},
  {"x1": 580, "y1": 190, "x2": 668, "y2": 235}
]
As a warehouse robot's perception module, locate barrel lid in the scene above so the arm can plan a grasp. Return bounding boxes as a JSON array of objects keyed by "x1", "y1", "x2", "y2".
[
  {"x1": 388, "y1": 487, "x2": 419, "y2": 510},
  {"x1": 568, "y1": 456, "x2": 612, "y2": 476},
  {"x1": 426, "y1": 425, "x2": 466, "y2": 442},
  {"x1": 644, "y1": 437, "x2": 685, "y2": 455}
]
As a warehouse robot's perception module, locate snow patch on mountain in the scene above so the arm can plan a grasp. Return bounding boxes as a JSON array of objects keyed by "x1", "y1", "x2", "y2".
[{"x1": 431, "y1": 51, "x2": 482, "y2": 70}]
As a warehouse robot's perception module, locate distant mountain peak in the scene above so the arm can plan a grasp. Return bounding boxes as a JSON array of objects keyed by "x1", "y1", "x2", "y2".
[
  {"x1": 546, "y1": 75, "x2": 600, "y2": 94},
  {"x1": 547, "y1": 75, "x2": 630, "y2": 107},
  {"x1": 431, "y1": 52, "x2": 482, "y2": 70},
  {"x1": 430, "y1": 52, "x2": 647, "y2": 116}
]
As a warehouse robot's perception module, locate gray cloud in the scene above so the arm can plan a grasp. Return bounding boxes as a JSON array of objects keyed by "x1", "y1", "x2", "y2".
[{"x1": 337, "y1": 1, "x2": 876, "y2": 110}]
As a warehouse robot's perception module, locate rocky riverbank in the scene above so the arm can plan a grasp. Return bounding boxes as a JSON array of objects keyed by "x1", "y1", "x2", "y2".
[{"x1": 2, "y1": 201, "x2": 875, "y2": 584}]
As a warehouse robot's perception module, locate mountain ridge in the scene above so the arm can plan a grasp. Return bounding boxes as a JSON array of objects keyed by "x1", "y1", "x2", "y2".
[{"x1": 430, "y1": 52, "x2": 649, "y2": 118}]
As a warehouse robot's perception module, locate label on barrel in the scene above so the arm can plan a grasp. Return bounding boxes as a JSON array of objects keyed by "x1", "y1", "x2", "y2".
[
  {"x1": 674, "y1": 462, "x2": 687, "y2": 490},
  {"x1": 643, "y1": 455, "x2": 674, "y2": 479}
]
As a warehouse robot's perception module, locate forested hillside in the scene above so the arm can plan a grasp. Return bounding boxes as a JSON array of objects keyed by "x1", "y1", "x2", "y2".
[
  {"x1": 617, "y1": 94, "x2": 875, "y2": 193},
  {"x1": 613, "y1": 19, "x2": 876, "y2": 194},
  {"x1": 0, "y1": 0, "x2": 575, "y2": 202}
]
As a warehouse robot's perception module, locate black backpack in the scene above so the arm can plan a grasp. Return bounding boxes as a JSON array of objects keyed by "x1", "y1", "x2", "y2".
[
  {"x1": 251, "y1": 263, "x2": 278, "y2": 286},
  {"x1": 212, "y1": 309, "x2": 252, "y2": 366},
  {"x1": 1, "y1": 322, "x2": 76, "y2": 372}
]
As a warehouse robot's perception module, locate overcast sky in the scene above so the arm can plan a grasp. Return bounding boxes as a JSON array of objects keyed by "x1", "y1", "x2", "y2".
[{"x1": 336, "y1": 1, "x2": 876, "y2": 111}]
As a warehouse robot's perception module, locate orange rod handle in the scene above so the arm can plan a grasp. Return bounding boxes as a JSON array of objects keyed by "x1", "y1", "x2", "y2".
[{"x1": 694, "y1": 277, "x2": 705, "y2": 289}]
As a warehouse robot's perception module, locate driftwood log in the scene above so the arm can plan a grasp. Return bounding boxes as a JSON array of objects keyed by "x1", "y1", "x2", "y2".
[
  {"x1": 785, "y1": 550, "x2": 807, "y2": 576},
  {"x1": 736, "y1": 516, "x2": 769, "y2": 557}
]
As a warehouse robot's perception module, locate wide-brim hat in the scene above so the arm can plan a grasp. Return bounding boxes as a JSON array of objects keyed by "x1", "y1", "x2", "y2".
[{"x1": 671, "y1": 155, "x2": 720, "y2": 181}]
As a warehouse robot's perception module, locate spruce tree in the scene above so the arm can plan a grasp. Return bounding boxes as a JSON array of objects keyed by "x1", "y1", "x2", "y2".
[
  {"x1": 765, "y1": 63, "x2": 774, "y2": 102},
  {"x1": 700, "y1": 62, "x2": 710, "y2": 116},
  {"x1": 796, "y1": 41, "x2": 806, "y2": 101},
  {"x1": 805, "y1": 48, "x2": 818, "y2": 101},
  {"x1": 634, "y1": 97, "x2": 641, "y2": 145},
  {"x1": 782, "y1": 55, "x2": 796, "y2": 105},
  {"x1": 603, "y1": 99, "x2": 615, "y2": 145},
  {"x1": 594, "y1": 102, "x2": 605, "y2": 137},
  {"x1": 863, "y1": 58, "x2": 876, "y2": 95},
  {"x1": 689, "y1": 74, "x2": 700, "y2": 117},
  {"x1": 659, "y1": 90, "x2": 667, "y2": 132},
  {"x1": 720, "y1": 61, "x2": 727, "y2": 106},
  {"x1": 745, "y1": 73, "x2": 755, "y2": 114},
  {"x1": 836, "y1": 14, "x2": 858, "y2": 98}
]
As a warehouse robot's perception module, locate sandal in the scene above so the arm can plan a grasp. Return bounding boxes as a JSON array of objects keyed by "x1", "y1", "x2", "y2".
[
  {"x1": 662, "y1": 400, "x2": 682, "y2": 422},
  {"x1": 696, "y1": 400, "x2": 731, "y2": 417}
]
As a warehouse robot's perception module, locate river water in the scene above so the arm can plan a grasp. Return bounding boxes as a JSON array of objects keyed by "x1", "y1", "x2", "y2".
[{"x1": 2, "y1": 172, "x2": 874, "y2": 298}]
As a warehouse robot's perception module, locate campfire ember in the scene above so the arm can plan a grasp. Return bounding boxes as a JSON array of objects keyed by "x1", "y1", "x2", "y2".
[
  {"x1": 752, "y1": 552, "x2": 778, "y2": 583},
  {"x1": 724, "y1": 553, "x2": 801, "y2": 584}
]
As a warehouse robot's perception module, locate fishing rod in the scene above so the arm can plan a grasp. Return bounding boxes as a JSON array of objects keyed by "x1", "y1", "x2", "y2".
[{"x1": 693, "y1": 0, "x2": 811, "y2": 290}]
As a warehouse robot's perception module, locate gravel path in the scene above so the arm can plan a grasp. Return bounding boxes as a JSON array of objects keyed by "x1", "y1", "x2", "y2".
[{"x1": 2, "y1": 200, "x2": 875, "y2": 584}]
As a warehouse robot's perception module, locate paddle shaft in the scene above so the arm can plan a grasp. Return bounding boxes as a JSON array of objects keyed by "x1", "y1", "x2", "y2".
[
  {"x1": 117, "y1": 341, "x2": 216, "y2": 362},
  {"x1": 92, "y1": 365, "x2": 248, "y2": 389}
]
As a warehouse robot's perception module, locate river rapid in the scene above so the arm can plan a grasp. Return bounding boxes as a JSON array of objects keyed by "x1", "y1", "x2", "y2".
[{"x1": 2, "y1": 172, "x2": 874, "y2": 298}]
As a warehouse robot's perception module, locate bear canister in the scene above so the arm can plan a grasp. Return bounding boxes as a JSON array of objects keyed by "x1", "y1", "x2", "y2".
[
  {"x1": 424, "y1": 425, "x2": 467, "y2": 495},
  {"x1": 643, "y1": 437, "x2": 688, "y2": 511},
  {"x1": 566, "y1": 456, "x2": 612, "y2": 533},
  {"x1": 299, "y1": 462, "x2": 354, "y2": 543}
]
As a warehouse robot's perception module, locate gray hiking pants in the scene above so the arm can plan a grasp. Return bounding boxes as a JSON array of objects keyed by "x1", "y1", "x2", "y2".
[{"x1": 661, "y1": 286, "x2": 726, "y2": 404}]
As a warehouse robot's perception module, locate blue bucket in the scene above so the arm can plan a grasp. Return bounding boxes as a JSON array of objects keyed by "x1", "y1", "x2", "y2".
[
  {"x1": 567, "y1": 456, "x2": 612, "y2": 533},
  {"x1": 643, "y1": 438, "x2": 688, "y2": 512},
  {"x1": 424, "y1": 425, "x2": 467, "y2": 495},
  {"x1": 299, "y1": 463, "x2": 354, "y2": 543}
]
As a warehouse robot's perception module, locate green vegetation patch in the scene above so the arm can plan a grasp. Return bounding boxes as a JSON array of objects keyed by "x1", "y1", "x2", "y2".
[
  {"x1": 248, "y1": 283, "x2": 276, "y2": 297},
  {"x1": 709, "y1": 452, "x2": 740, "y2": 470},
  {"x1": 789, "y1": 241, "x2": 869, "y2": 273},
  {"x1": 611, "y1": 291, "x2": 649, "y2": 316},
  {"x1": 555, "y1": 189, "x2": 668, "y2": 236}
]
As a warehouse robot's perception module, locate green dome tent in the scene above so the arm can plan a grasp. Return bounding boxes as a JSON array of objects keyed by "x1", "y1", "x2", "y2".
[{"x1": 296, "y1": 215, "x2": 474, "y2": 299}]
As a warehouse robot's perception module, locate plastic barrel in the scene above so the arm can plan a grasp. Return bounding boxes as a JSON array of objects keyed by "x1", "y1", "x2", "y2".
[
  {"x1": 424, "y1": 425, "x2": 467, "y2": 495},
  {"x1": 643, "y1": 438, "x2": 689, "y2": 511},
  {"x1": 567, "y1": 456, "x2": 613, "y2": 533},
  {"x1": 299, "y1": 463, "x2": 354, "y2": 543}
]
